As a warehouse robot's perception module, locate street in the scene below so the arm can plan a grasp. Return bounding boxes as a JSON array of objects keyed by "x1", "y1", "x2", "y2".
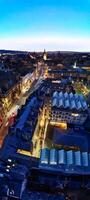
[
  {"x1": 32, "y1": 101, "x2": 50, "y2": 158},
  {"x1": 0, "y1": 76, "x2": 45, "y2": 147}
]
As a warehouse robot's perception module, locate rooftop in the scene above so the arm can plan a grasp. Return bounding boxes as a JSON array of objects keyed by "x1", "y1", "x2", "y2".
[
  {"x1": 52, "y1": 91, "x2": 88, "y2": 111},
  {"x1": 46, "y1": 124, "x2": 88, "y2": 152},
  {"x1": 0, "y1": 71, "x2": 20, "y2": 95},
  {"x1": 39, "y1": 148, "x2": 90, "y2": 175}
]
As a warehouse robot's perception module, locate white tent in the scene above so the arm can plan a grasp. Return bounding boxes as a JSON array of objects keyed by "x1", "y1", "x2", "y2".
[
  {"x1": 82, "y1": 101, "x2": 88, "y2": 111},
  {"x1": 71, "y1": 100, "x2": 76, "y2": 110},
  {"x1": 64, "y1": 99, "x2": 70, "y2": 108},
  {"x1": 82, "y1": 152, "x2": 88, "y2": 167},
  {"x1": 69, "y1": 92, "x2": 74, "y2": 99},
  {"x1": 52, "y1": 98, "x2": 58, "y2": 107},
  {"x1": 74, "y1": 151, "x2": 81, "y2": 166},
  {"x1": 53, "y1": 91, "x2": 58, "y2": 98},
  {"x1": 74, "y1": 93, "x2": 79, "y2": 100},
  {"x1": 40, "y1": 148, "x2": 49, "y2": 164},
  {"x1": 59, "y1": 91, "x2": 64, "y2": 99},
  {"x1": 64, "y1": 92, "x2": 69, "y2": 99},
  {"x1": 67, "y1": 150, "x2": 74, "y2": 165},
  {"x1": 58, "y1": 99, "x2": 64, "y2": 108},
  {"x1": 79, "y1": 94, "x2": 84, "y2": 101},
  {"x1": 58, "y1": 150, "x2": 66, "y2": 165},
  {"x1": 76, "y1": 101, "x2": 82, "y2": 111},
  {"x1": 50, "y1": 149, "x2": 57, "y2": 165}
]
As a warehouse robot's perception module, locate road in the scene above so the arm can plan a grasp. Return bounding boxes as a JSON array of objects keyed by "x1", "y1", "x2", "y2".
[
  {"x1": 0, "y1": 76, "x2": 44, "y2": 147},
  {"x1": 32, "y1": 103, "x2": 49, "y2": 158}
]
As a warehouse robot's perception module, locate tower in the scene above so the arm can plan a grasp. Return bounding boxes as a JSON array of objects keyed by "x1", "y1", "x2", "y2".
[
  {"x1": 43, "y1": 49, "x2": 47, "y2": 61},
  {"x1": 73, "y1": 61, "x2": 77, "y2": 68}
]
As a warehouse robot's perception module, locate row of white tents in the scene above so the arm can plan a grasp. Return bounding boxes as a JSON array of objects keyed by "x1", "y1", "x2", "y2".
[
  {"x1": 52, "y1": 92, "x2": 88, "y2": 111},
  {"x1": 53, "y1": 91, "x2": 85, "y2": 101},
  {"x1": 40, "y1": 148, "x2": 89, "y2": 168}
]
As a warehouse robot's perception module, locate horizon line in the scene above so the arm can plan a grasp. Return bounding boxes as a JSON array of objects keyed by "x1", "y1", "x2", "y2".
[{"x1": 0, "y1": 48, "x2": 90, "y2": 53}]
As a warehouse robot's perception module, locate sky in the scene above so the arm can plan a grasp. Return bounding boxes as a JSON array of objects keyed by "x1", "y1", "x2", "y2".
[{"x1": 0, "y1": 0, "x2": 90, "y2": 51}]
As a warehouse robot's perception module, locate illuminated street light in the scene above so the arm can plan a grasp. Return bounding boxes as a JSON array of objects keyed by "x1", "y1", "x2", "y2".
[
  {"x1": 8, "y1": 159, "x2": 12, "y2": 162},
  {"x1": 7, "y1": 165, "x2": 11, "y2": 168},
  {"x1": 6, "y1": 169, "x2": 10, "y2": 172}
]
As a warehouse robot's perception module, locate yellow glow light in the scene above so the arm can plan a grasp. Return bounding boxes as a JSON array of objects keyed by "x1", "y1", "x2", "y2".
[
  {"x1": 71, "y1": 113, "x2": 79, "y2": 117},
  {"x1": 40, "y1": 119, "x2": 44, "y2": 127},
  {"x1": 17, "y1": 149, "x2": 32, "y2": 157},
  {"x1": 50, "y1": 121, "x2": 67, "y2": 130}
]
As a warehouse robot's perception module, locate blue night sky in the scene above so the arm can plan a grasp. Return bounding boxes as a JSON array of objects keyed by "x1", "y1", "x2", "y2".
[{"x1": 0, "y1": 0, "x2": 89, "y2": 51}]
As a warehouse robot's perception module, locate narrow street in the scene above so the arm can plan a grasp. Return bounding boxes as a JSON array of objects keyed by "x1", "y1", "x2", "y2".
[
  {"x1": 32, "y1": 103, "x2": 49, "y2": 158},
  {"x1": 0, "y1": 76, "x2": 44, "y2": 147}
]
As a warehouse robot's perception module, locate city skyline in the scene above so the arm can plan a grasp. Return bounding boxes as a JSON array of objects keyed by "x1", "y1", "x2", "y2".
[{"x1": 0, "y1": 0, "x2": 89, "y2": 51}]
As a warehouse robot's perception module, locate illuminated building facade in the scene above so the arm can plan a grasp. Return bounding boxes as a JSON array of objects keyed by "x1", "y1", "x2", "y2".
[
  {"x1": 0, "y1": 68, "x2": 39, "y2": 125},
  {"x1": 47, "y1": 67, "x2": 90, "y2": 83},
  {"x1": 50, "y1": 91, "x2": 88, "y2": 125}
]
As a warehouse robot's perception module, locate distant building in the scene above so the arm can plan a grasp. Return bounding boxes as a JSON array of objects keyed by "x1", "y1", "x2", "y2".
[
  {"x1": 0, "y1": 61, "x2": 5, "y2": 71},
  {"x1": 43, "y1": 49, "x2": 47, "y2": 61},
  {"x1": 51, "y1": 91, "x2": 88, "y2": 125},
  {"x1": 73, "y1": 61, "x2": 77, "y2": 68}
]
